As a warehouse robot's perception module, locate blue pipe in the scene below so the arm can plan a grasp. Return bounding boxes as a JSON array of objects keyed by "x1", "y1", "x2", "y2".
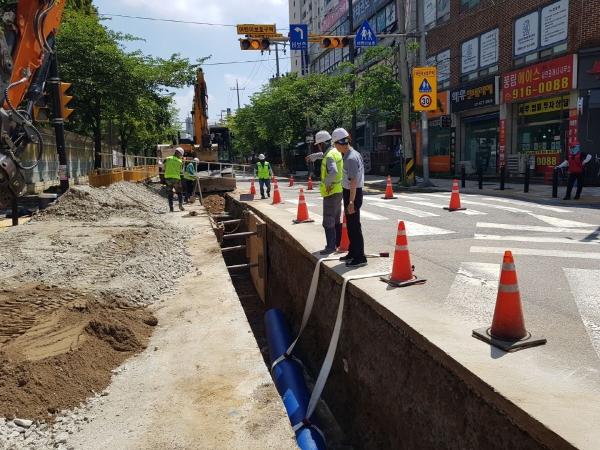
[{"x1": 265, "y1": 308, "x2": 326, "y2": 450}]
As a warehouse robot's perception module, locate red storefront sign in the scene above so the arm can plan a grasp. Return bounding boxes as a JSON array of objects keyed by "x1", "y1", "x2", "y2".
[
  {"x1": 568, "y1": 108, "x2": 579, "y2": 147},
  {"x1": 502, "y1": 54, "x2": 577, "y2": 103},
  {"x1": 498, "y1": 119, "x2": 506, "y2": 167}
]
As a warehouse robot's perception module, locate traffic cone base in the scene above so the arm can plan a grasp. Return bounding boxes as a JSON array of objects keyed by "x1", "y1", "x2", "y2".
[
  {"x1": 380, "y1": 273, "x2": 425, "y2": 288},
  {"x1": 444, "y1": 206, "x2": 466, "y2": 211},
  {"x1": 472, "y1": 327, "x2": 546, "y2": 352},
  {"x1": 472, "y1": 250, "x2": 546, "y2": 352},
  {"x1": 293, "y1": 218, "x2": 314, "y2": 223}
]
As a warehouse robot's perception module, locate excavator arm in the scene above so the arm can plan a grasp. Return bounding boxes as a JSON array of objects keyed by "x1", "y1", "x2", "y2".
[{"x1": 0, "y1": 0, "x2": 66, "y2": 209}]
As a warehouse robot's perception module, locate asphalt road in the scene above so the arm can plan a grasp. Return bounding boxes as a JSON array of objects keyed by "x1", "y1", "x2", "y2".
[{"x1": 240, "y1": 179, "x2": 600, "y2": 377}]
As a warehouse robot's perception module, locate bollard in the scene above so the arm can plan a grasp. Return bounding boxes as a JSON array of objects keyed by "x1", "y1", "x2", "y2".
[
  {"x1": 524, "y1": 166, "x2": 530, "y2": 193},
  {"x1": 552, "y1": 168, "x2": 558, "y2": 198},
  {"x1": 461, "y1": 165, "x2": 466, "y2": 188},
  {"x1": 478, "y1": 168, "x2": 483, "y2": 190},
  {"x1": 500, "y1": 166, "x2": 505, "y2": 191}
]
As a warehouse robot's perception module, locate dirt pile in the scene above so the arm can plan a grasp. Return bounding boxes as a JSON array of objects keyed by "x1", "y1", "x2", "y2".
[
  {"x1": 203, "y1": 194, "x2": 225, "y2": 215},
  {"x1": 0, "y1": 285, "x2": 155, "y2": 420}
]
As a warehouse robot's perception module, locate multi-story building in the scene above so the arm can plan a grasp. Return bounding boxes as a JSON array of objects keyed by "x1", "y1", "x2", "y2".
[{"x1": 423, "y1": 0, "x2": 600, "y2": 178}]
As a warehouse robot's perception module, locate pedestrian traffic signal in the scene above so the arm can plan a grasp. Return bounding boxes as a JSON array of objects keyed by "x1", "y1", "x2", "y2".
[
  {"x1": 240, "y1": 38, "x2": 270, "y2": 50},
  {"x1": 320, "y1": 36, "x2": 350, "y2": 49},
  {"x1": 59, "y1": 82, "x2": 74, "y2": 121}
]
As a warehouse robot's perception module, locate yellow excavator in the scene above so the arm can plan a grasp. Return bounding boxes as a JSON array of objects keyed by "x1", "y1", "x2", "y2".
[{"x1": 0, "y1": 0, "x2": 67, "y2": 210}]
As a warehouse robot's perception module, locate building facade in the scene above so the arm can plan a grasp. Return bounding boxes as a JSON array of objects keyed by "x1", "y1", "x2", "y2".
[{"x1": 424, "y1": 0, "x2": 600, "y2": 177}]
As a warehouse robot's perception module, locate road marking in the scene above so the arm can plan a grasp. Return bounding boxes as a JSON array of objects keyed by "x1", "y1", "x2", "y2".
[
  {"x1": 477, "y1": 197, "x2": 569, "y2": 214},
  {"x1": 475, "y1": 222, "x2": 598, "y2": 235},
  {"x1": 285, "y1": 208, "x2": 322, "y2": 223},
  {"x1": 364, "y1": 198, "x2": 440, "y2": 218},
  {"x1": 470, "y1": 246, "x2": 600, "y2": 260},
  {"x1": 564, "y1": 269, "x2": 600, "y2": 359},
  {"x1": 422, "y1": 193, "x2": 531, "y2": 213},
  {"x1": 358, "y1": 209, "x2": 389, "y2": 221},
  {"x1": 405, "y1": 200, "x2": 486, "y2": 215},
  {"x1": 474, "y1": 234, "x2": 600, "y2": 246},
  {"x1": 286, "y1": 199, "x2": 317, "y2": 207},
  {"x1": 444, "y1": 262, "x2": 499, "y2": 323},
  {"x1": 403, "y1": 220, "x2": 455, "y2": 237},
  {"x1": 528, "y1": 213, "x2": 597, "y2": 228}
]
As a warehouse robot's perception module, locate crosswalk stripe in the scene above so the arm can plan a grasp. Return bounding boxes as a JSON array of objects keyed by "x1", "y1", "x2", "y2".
[
  {"x1": 528, "y1": 213, "x2": 597, "y2": 228},
  {"x1": 286, "y1": 199, "x2": 316, "y2": 207},
  {"x1": 285, "y1": 208, "x2": 322, "y2": 223},
  {"x1": 444, "y1": 262, "x2": 499, "y2": 323},
  {"x1": 403, "y1": 220, "x2": 455, "y2": 237},
  {"x1": 474, "y1": 234, "x2": 600, "y2": 246},
  {"x1": 477, "y1": 196, "x2": 569, "y2": 214},
  {"x1": 358, "y1": 209, "x2": 389, "y2": 221},
  {"x1": 470, "y1": 246, "x2": 600, "y2": 260},
  {"x1": 364, "y1": 198, "x2": 439, "y2": 218},
  {"x1": 475, "y1": 222, "x2": 598, "y2": 234},
  {"x1": 564, "y1": 269, "x2": 600, "y2": 359},
  {"x1": 405, "y1": 200, "x2": 486, "y2": 215},
  {"x1": 422, "y1": 193, "x2": 531, "y2": 213}
]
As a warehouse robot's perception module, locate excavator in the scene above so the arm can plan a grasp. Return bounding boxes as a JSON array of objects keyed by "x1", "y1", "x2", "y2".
[{"x1": 0, "y1": 0, "x2": 66, "y2": 210}]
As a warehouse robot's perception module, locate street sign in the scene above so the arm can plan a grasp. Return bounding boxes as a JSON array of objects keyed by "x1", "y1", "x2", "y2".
[
  {"x1": 236, "y1": 24, "x2": 277, "y2": 36},
  {"x1": 412, "y1": 66, "x2": 437, "y2": 112},
  {"x1": 355, "y1": 20, "x2": 377, "y2": 47},
  {"x1": 289, "y1": 24, "x2": 308, "y2": 51}
]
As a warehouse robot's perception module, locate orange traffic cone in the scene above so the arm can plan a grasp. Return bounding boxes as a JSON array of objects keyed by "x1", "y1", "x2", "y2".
[
  {"x1": 307, "y1": 176, "x2": 313, "y2": 191},
  {"x1": 289, "y1": 175, "x2": 294, "y2": 187},
  {"x1": 250, "y1": 177, "x2": 256, "y2": 195},
  {"x1": 444, "y1": 179, "x2": 466, "y2": 211},
  {"x1": 473, "y1": 251, "x2": 546, "y2": 352},
  {"x1": 292, "y1": 188, "x2": 314, "y2": 223},
  {"x1": 337, "y1": 214, "x2": 350, "y2": 252},
  {"x1": 272, "y1": 179, "x2": 283, "y2": 204},
  {"x1": 382, "y1": 175, "x2": 397, "y2": 199},
  {"x1": 381, "y1": 221, "x2": 425, "y2": 287}
]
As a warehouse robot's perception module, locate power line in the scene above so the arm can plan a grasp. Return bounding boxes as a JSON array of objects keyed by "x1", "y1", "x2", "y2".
[{"x1": 99, "y1": 13, "x2": 289, "y2": 30}]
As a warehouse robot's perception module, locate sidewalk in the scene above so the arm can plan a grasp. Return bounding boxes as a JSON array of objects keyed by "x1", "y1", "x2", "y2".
[{"x1": 363, "y1": 175, "x2": 600, "y2": 206}]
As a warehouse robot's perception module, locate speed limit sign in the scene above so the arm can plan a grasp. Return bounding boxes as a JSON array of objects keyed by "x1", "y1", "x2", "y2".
[{"x1": 419, "y1": 94, "x2": 432, "y2": 108}]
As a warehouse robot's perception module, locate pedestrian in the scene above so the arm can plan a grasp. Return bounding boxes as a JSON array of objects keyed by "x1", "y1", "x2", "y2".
[
  {"x1": 183, "y1": 157, "x2": 199, "y2": 203},
  {"x1": 332, "y1": 128, "x2": 367, "y2": 267},
  {"x1": 163, "y1": 147, "x2": 185, "y2": 212},
  {"x1": 305, "y1": 130, "x2": 343, "y2": 254},
  {"x1": 556, "y1": 144, "x2": 592, "y2": 200},
  {"x1": 255, "y1": 154, "x2": 273, "y2": 199}
]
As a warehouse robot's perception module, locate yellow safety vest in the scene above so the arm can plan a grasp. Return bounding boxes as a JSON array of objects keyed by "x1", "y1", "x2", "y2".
[
  {"x1": 257, "y1": 161, "x2": 271, "y2": 179},
  {"x1": 320, "y1": 148, "x2": 343, "y2": 197},
  {"x1": 164, "y1": 155, "x2": 183, "y2": 180}
]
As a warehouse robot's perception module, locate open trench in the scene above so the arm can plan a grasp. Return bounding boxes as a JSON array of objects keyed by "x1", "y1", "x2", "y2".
[{"x1": 208, "y1": 194, "x2": 567, "y2": 450}]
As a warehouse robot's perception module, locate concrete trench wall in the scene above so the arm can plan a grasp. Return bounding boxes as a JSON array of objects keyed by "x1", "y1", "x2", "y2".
[{"x1": 225, "y1": 196, "x2": 566, "y2": 450}]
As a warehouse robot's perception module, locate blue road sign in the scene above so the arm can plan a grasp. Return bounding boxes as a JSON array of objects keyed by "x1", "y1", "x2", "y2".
[
  {"x1": 419, "y1": 78, "x2": 433, "y2": 93},
  {"x1": 355, "y1": 20, "x2": 377, "y2": 47},
  {"x1": 289, "y1": 24, "x2": 308, "y2": 51}
]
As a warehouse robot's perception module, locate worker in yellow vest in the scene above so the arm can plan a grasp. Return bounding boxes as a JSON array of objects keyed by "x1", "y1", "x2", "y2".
[
  {"x1": 255, "y1": 154, "x2": 273, "y2": 199},
  {"x1": 163, "y1": 147, "x2": 185, "y2": 212},
  {"x1": 306, "y1": 130, "x2": 343, "y2": 254},
  {"x1": 183, "y1": 157, "x2": 199, "y2": 203}
]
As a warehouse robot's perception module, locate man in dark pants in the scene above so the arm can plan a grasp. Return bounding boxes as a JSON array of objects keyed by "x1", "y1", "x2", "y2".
[
  {"x1": 255, "y1": 153, "x2": 273, "y2": 199},
  {"x1": 556, "y1": 145, "x2": 592, "y2": 200},
  {"x1": 332, "y1": 127, "x2": 367, "y2": 268}
]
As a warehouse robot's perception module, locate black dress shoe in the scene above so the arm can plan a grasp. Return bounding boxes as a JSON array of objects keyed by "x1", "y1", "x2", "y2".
[
  {"x1": 346, "y1": 258, "x2": 367, "y2": 268},
  {"x1": 339, "y1": 254, "x2": 352, "y2": 261}
]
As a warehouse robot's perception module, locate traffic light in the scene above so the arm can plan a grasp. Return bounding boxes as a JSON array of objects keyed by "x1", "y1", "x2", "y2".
[
  {"x1": 59, "y1": 82, "x2": 74, "y2": 121},
  {"x1": 320, "y1": 36, "x2": 350, "y2": 49},
  {"x1": 239, "y1": 38, "x2": 270, "y2": 50}
]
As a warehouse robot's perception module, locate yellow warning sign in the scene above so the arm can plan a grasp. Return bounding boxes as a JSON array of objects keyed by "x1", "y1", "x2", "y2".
[
  {"x1": 236, "y1": 24, "x2": 277, "y2": 36},
  {"x1": 412, "y1": 67, "x2": 437, "y2": 112}
]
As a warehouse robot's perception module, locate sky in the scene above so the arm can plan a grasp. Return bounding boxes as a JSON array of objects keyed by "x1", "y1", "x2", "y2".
[{"x1": 94, "y1": 0, "x2": 291, "y2": 129}]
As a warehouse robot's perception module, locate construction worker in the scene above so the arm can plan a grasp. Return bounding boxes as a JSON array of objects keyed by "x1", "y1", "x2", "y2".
[
  {"x1": 183, "y1": 157, "x2": 199, "y2": 203},
  {"x1": 556, "y1": 144, "x2": 592, "y2": 200},
  {"x1": 332, "y1": 128, "x2": 367, "y2": 268},
  {"x1": 163, "y1": 147, "x2": 185, "y2": 212},
  {"x1": 255, "y1": 154, "x2": 273, "y2": 199},
  {"x1": 306, "y1": 130, "x2": 343, "y2": 254}
]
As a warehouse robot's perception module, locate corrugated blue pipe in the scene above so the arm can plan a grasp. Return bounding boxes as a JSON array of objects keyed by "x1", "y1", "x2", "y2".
[{"x1": 265, "y1": 308, "x2": 326, "y2": 450}]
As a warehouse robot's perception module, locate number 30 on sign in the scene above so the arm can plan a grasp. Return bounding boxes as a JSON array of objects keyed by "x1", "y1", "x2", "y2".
[{"x1": 413, "y1": 67, "x2": 437, "y2": 112}]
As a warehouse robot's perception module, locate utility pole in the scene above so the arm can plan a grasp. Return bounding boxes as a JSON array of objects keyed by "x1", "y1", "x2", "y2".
[
  {"x1": 230, "y1": 79, "x2": 245, "y2": 110},
  {"x1": 396, "y1": 0, "x2": 413, "y2": 171},
  {"x1": 418, "y1": 0, "x2": 432, "y2": 186},
  {"x1": 348, "y1": 0, "x2": 356, "y2": 141},
  {"x1": 48, "y1": 52, "x2": 69, "y2": 194}
]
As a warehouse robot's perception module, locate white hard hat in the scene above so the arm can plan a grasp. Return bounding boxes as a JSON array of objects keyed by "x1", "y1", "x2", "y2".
[
  {"x1": 331, "y1": 128, "x2": 350, "y2": 143},
  {"x1": 258, "y1": 154, "x2": 265, "y2": 160},
  {"x1": 193, "y1": 157, "x2": 200, "y2": 163},
  {"x1": 174, "y1": 147, "x2": 184, "y2": 155},
  {"x1": 314, "y1": 130, "x2": 332, "y2": 145}
]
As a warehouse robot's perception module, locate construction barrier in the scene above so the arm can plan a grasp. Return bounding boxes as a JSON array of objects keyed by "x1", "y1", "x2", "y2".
[{"x1": 88, "y1": 165, "x2": 158, "y2": 188}]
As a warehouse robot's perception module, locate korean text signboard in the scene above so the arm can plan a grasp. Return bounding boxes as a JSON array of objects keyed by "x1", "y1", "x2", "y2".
[
  {"x1": 502, "y1": 54, "x2": 576, "y2": 103},
  {"x1": 518, "y1": 96, "x2": 569, "y2": 116},
  {"x1": 413, "y1": 67, "x2": 437, "y2": 112},
  {"x1": 514, "y1": 11, "x2": 539, "y2": 56},
  {"x1": 450, "y1": 78, "x2": 498, "y2": 112},
  {"x1": 541, "y1": 0, "x2": 568, "y2": 47},
  {"x1": 236, "y1": 24, "x2": 277, "y2": 36}
]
